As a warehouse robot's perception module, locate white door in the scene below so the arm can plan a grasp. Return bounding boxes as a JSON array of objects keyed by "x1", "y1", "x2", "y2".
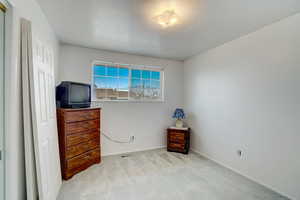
[
  {"x1": 0, "y1": 6, "x2": 5, "y2": 200},
  {"x1": 31, "y1": 41, "x2": 62, "y2": 200}
]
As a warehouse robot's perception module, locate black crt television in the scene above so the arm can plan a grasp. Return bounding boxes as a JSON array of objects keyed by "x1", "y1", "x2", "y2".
[{"x1": 56, "y1": 81, "x2": 91, "y2": 108}]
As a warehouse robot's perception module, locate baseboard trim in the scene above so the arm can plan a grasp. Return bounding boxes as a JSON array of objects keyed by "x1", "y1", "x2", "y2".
[
  {"x1": 102, "y1": 146, "x2": 166, "y2": 157},
  {"x1": 191, "y1": 148, "x2": 294, "y2": 200}
]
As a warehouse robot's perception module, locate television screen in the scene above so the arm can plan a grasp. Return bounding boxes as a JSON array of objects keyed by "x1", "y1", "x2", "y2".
[{"x1": 70, "y1": 84, "x2": 90, "y2": 103}]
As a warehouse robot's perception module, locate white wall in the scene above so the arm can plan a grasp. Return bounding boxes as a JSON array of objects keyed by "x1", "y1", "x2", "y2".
[
  {"x1": 59, "y1": 44, "x2": 184, "y2": 156},
  {"x1": 184, "y1": 13, "x2": 300, "y2": 200},
  {"x1": 5, "y1": 0, "x2": 59, "y2": 199}
]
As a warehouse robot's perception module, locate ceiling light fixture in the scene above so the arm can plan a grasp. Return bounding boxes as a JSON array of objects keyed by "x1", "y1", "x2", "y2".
[{"x1": 155, "y1": 10, "x2": 179, "y2": 28}]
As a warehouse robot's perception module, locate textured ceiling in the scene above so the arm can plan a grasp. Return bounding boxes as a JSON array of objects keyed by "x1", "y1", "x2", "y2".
[{"x1": 37, "y1": 0, "x2": 300, "y2": 60}]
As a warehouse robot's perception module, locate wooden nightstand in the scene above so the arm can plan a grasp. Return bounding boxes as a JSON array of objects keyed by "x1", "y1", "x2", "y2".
[{"x1": 167, "y1": 127, "x2": 190, "y2": 154}]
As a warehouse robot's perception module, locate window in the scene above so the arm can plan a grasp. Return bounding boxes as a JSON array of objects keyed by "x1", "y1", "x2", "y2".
[{"x1": 92, "y1": 62, "x2": 163, "y2": 101}]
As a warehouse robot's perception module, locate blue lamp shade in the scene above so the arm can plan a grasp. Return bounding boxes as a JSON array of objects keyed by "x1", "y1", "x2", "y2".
[{"x1": 172, "y1": 108, "x2": 185, "y2": 119}]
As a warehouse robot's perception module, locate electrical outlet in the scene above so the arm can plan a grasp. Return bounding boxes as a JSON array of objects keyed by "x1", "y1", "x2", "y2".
[
  {"x1": 130, "y1": 136, "x2": 135, "y2": 142},
  {"x1": 237, "y1": 150, "x2": 242, "y2": 157}
]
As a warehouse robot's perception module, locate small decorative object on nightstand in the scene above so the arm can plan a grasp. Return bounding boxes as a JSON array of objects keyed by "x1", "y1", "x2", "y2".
[
  {"x1": 172, "y1": 108, "x2": 185, "y2": 128},
  {"x1": 167, "y1": 127, "x2": 190, "y2": 154}
]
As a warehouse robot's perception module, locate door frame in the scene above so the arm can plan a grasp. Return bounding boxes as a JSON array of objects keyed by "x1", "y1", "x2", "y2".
[
  {"x1": 0, "y1": 0, "x2": 12, "y2": 199},
  {"x1": 0, "y1": 1, "x2": 6, "y2": 199}
]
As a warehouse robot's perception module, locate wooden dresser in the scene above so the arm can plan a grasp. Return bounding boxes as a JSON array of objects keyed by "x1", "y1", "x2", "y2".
[
  {"x1": 57, "y1": 108, "x2": 101, "y2": 180},
  {"x1": 167, "y1": 128, "x2": 190, "y2": 154}
]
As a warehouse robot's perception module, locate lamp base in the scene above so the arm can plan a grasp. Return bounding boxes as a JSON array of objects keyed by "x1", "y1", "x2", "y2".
[{"x1": 175, "y1": 119, "x2": 183, "y2": 128}]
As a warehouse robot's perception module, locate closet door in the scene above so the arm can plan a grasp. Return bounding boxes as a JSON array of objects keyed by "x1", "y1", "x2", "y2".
[
  {"x1": 0, "y1": 5, "x2": 5, "y2": 200},
  {"x1": 31, "y1": 40, "x2": 62, "y2": 200}
]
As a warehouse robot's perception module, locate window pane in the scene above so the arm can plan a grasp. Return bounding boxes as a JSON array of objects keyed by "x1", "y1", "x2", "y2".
[
  {"x1": 143, "y1": 89, "x2": 151, "y2": 98},
  {"x1": 143, "y1": 80, "x2": 151, "y2": 89},
  {"x1": 94, "y1": 77, "x2": 106, "y2": 99},
  {"x1": 151, "y1": 80, "x2": 160, "y2": 89},
  {"x1": 95, "y1": 88, "x2": 106, "y2": 99},
  {"x1": 118, "y1": 90, "x2": 129, "y2": 99},
  {"x1": 131, "y1": 78, "x2": 141, "y2": 88},
  {"x1": 118, "y1": 78, "x2": 129, "y2": 99},
  {"x1": 151, "y1": 71, "x2": 160, "y2": 80},
  {"x1": 119, "y1": 68, "x2": 129, "y2": 77},
  {"x1": 130, "y1": 78, "x2": 142, "y2": 99},
  {"x1": 132, "y1": 69, "x2": 141, "y2": 79},
  {"x1": 142, "y1": 70, "x2": 151, "y2": 79},
  {"x1": 94, "y1": 65, "x2": 106, "y2": 76},
  {"x1": 151, "y1": 89, "x2": 161, "y2": 99},
  {"x1": 119, "y1": 78, "x2": 129, "y2": 90},
  {"x1": 106, "y1": 77, "x2": 118, "y2": 89},
  {"x1": 94, "y1": 77, "x2": 107, "y2": 88},
  {"x1": 107, "y1": 66, "x2": 118, "y2": 77},
  {"x1": 105, "y1": 77, "x2": 118, "y2": 99}
]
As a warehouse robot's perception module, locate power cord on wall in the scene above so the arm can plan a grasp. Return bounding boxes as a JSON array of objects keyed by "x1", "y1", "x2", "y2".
[
  {"x1": 101, "y1": 131, "x2": 134, "y2": 144},
  {"x1": 92, "y1": 103, "x2": 134, "y2": 144}
]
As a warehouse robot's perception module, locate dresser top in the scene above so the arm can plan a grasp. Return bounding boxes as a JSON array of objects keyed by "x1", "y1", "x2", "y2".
[{"x1": 57, "y1": 107, "x2": 101, "y2": 111}]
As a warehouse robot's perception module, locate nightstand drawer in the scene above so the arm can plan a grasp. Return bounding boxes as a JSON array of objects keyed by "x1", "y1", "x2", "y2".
[
  {"x1": 168, "y1": 143, "x2": 185, "y2": 149},
  {"x1": 169, "y1": 132, "x2": 185, "y2": 142}
]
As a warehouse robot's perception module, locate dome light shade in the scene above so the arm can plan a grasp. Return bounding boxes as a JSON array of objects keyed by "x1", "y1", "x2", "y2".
[{"x1": 155, "y1": 10, "x2": 179, "y2": 28}]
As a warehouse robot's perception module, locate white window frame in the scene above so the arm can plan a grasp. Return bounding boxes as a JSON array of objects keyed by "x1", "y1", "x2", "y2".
[{"x1": 91, "y1": 60, "x2": 165, "y2": 102}]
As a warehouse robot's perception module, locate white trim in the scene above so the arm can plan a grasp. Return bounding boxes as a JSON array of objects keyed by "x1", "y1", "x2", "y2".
[
  {"x1": 3, "y1": 2, "x2": 12, "y2": 200},
  {"x1": 191, "y1": 148, "x2": 294, "y2": 200},
  {"x1": 0, "y1": 4, "x2": 5, "y2": 200},
  {"x1": 102, "y1": 146, "x2": 166, "y2": 157},
  {"x1": 0, "y1": 0, "x2": 13, "y2": 199}
]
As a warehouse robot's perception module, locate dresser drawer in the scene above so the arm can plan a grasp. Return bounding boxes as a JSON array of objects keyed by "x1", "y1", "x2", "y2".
[
  {"x1": 67, "y1": 131, "x2": 99, "y2": 147},
  {"x1": 64, "y1": 109, "x2": 100, "y2": 122},
  {"x1": 168, "y1": 143, "x2": 185, "y2": 149},
  {"x1": 65, "y1": 119, "x2": 99, "y2": 134},
  {"x1": 169, "y1": 132, "x2": 185, "y2": 143},
  {"x1": 66, "y1": 139, "x2": 100, "y2": 159},
  {"x1": 67, "y1": 148, "x2": 100, "y2": 170}
]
